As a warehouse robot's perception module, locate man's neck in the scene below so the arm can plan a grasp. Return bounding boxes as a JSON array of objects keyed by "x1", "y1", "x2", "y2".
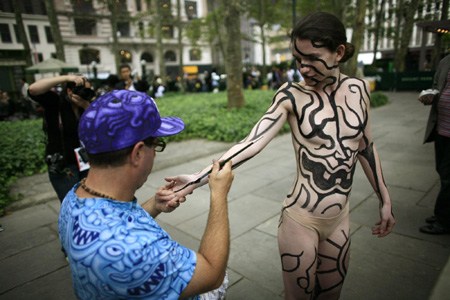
[{"x1": 76, "y1": 167, "x2": 136, "y2": 202}]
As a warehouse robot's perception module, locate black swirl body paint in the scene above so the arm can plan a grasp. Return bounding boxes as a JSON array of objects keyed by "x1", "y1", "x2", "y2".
[
  {"x1": 276, "y1": 76, "x2": 368, "y2": 215},
  {"x1": 358, "y1": 142, "x2": 387, "y2": 206}
]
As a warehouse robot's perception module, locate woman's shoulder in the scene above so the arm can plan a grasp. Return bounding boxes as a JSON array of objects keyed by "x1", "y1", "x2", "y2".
[{"x1": 339, "y1": 75, "x2": 370, "y2": 90}]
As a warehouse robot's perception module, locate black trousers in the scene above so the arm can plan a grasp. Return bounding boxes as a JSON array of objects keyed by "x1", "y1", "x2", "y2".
[{"x1": 434, "y1": 133, "x2": 450, "y2": 228}]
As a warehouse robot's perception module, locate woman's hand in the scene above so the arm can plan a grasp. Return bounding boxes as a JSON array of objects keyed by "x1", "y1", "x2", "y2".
[{"x1": 372, "y1": 203, "x2": 395, "y2": 238}]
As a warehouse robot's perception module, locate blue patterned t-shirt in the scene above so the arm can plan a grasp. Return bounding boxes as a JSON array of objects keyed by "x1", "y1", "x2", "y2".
[{"x1": 59, "y1": 183, "x2": 198, "y2": 299}]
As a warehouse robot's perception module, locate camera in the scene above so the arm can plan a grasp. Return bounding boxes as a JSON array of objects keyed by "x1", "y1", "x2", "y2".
[
  {"x1": 72, "y1": 85, "x2": 96, "y2": 101},
  {"x1": 45, "y1": 153, "x2": 65, "y2": 174}
]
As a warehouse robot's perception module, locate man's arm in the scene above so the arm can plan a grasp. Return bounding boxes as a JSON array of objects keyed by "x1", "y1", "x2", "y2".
[
  {"x1": 179, "y1": 160, "x2": 234, "y2": 298},
  {"x1": 28, "y1": 75, "x2": 86, "y2": 96}
]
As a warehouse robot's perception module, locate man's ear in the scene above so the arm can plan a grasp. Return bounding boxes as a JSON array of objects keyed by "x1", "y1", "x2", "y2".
[{"x1": 130, "y1": 142, "x2": 145, "y2": 167}]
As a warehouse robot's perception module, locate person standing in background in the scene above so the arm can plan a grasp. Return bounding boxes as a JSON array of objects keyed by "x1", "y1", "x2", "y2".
[
  {"x1": 28, "y1": 75, "x2": 95, "y2": 202},
  {"x1": 418, "y1": 53, "x2": 450, "y2": 235}
]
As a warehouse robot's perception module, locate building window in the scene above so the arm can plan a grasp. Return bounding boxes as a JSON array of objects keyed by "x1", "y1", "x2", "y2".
[
  {"x1": 72, "y1": 0, "x2": 95, "y2": 14},
  {"x1": 28, "y1": 25, "x2": 40, "y2": 43},
  {"x1": 141, "y1": 52, "x2": 153, "y2": 63},
  {"x1": 117, "y1": 22, "x2": 130, "y2": 37},
  {"x1": 51, "y1": 53, "x2": 57, "y2": 58},
  {"x1": 75, "y1": 18, "x2": 96, "y2": 35},
  {"x1": 0, "y1": 24, "x2": 12, "y2": 43},
  {"x1": 115, "y1": 0, "x2": 128, "y2": 14},
  {"x1": 189, "y1": 49, "x2": 201, "y2": 61},
  {"x1": 0, "y1": 0, "x2": 13, "y2": 13},
  {"x1": 136, "y1": 0, "x2": 142, "y2": 11},
  {"x1": 148, "y1": 23, "x2": 155, "y2": 37},
  {"x1": 162, "y1": 25, "x2": 173, "y2": 38},
  {"x1": 164, "y1": 50, "x2": 176, "y2": 62},
  {"x1": 79, "y1": 48, "x2": 100, "y2": 64},
  {"x1": 40, "y1": 0, "x2": 47, "y2": 15},
  {"x1": 13, "y1": 25, "x2": 21, "y2": 43},
  {"x1": 119, "y1": 50, "x2": 132, "y2": 63},
  {"x1": 45, "y1": 26, "x2": 54, "y2": 43},
  {"x1": 138, "y1": 22, "x2": 144, "y2": 38},
  {"x1": 24, "y1": 0, "x2": 34, "y2": 14},
  {"x1": 36, "y1": 53, "x2": 43, "y2": 63},
  {"x1": 185, "y1": 1, "x2": 197, "y2": 20}
]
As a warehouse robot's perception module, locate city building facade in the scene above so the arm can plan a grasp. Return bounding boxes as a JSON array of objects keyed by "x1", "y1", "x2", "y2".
[{"x1": 0, "y1": 0, "x2": 213, "y2": 95}]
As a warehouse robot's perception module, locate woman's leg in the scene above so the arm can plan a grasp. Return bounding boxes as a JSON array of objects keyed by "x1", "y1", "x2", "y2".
[
  {"x1": 314, "y1": 216, "x2": 350, "y2": 300},
  {"x1": 278, "y1": 213, "x2": 320, "y2": 300}
]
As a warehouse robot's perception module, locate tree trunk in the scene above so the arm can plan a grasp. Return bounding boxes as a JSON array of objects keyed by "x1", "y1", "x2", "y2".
[
  {"x1": 371, "y1": 0, "x2": 386, "y2": 66},
  {"x1": 177, "y1": 0, "x2": 184, "y2": 92},
  {"x1": 393, "y1": 0, "x2": 403, "y2": 60},
  {"x1": 44, "y1": 0, "x2": 65, "y2": 61},
  {"x1": 331, "y1": 0, "x2": 347, "y2": 22},
  {"x1": 108, "y1": 0, "x2": 121, "y2": 75},
  {"x1": 393, "y1": 0, "x2": 421, "y2": 72},
  {"x1": 260, "y1": 24, "x2": 267, "y2": 84},
  {"x1": 207, "y1": 0, "x2": 226, "y2": 63},
  {"x1": 154, "y1": 0, "x2": 165, "y2": 80},
  {"x1": 223, "y1": 0, "x2": 244, "y2": 108},
  {"x1": 12, "y1": 0, "x2": 32, "y2": 66},
  {"x1": 258, "y1": 2, "x2": 267, "y2": 84},
  {"x1": 346, "y1": 0, "x2": 366, "y2": 77}
]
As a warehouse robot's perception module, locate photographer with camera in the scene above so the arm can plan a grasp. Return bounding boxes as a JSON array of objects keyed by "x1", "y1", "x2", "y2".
[{"x1": 28, "y1": 75, "x2": 96, "y2": 203}]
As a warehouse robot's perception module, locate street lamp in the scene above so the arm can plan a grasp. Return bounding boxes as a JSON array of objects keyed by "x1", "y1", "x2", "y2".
[
  {"x1": 141, "y1": 59, "x2": 147, "y2": 80},
  {"x1": 91, "y1": 61, "x2": 97, "y2": 79}
]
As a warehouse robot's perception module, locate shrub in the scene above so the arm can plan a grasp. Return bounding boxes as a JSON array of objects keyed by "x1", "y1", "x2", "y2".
[
  {"x1": 371, "y1": 91, "x2": 389, "y2": 107},
  {"x1": 0, "y1": 119, "x2": 47, "y2": 215},
  {"x1": 156, "y1": 89, "x2": 290, "y2": 143}
]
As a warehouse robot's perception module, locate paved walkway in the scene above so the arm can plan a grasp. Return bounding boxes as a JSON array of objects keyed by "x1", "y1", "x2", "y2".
[{"x1": 1, "y1": 92, "x2": 449, "y2": 299}]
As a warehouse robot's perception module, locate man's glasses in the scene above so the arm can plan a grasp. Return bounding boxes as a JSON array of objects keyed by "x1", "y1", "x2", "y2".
[{"x1": 143, "y1": 138, "x2": 166, "y2": 152}]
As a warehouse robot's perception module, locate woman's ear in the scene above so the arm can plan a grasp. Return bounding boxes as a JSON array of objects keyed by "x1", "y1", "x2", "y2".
[{"x1": 335, "y1": 44, "x2": 345, "y2": 62}]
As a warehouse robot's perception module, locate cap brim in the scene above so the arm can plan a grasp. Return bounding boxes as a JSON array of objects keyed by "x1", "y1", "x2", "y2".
[{"x1": 153, "y1": 117, "x2": 185, "y2": 137}]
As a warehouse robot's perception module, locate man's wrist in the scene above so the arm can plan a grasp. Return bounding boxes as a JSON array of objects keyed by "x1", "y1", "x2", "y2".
[{"x1": 144, "y1": 196, "x2": 161, "y2": 218}]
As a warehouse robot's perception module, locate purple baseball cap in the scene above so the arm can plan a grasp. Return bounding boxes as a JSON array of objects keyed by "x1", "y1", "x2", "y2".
[{"x1": 79, "y1": 90, "x2": 184, "y2": 154}]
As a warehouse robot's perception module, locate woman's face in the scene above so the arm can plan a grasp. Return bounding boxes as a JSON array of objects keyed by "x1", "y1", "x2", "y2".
[{"x1": 292, "y1": 38, "x2": 343, "y2": 87}]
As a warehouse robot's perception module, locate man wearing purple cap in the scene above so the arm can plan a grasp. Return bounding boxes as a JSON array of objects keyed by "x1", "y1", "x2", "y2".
[{"x1": 59, "y1": 90, "x2": 234, "y2": 299}]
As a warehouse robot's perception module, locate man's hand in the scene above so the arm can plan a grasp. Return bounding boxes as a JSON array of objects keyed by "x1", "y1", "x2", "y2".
[
  {"x1": 163, "y1": 174, "x2": 198, "y2": 199},
  {"x1": 209, "y1": 160, "x2": 234, "y2": 199},
  {"x1": 154, "y1": 181, "x2": 187, "y2": 212},
  {"x1": 418, "y1": 95, "x2": 434, "y2": 105},
  {"x1": 66, "y1": 75, "x2": 87, "y2": 87},
  {"x1": 143, "y1": 181, "x2": 187, "y2": 217},
  {"x1": 372, "y1": 203, "x2": 395, "y2": 238},
  {"x1": 71, "y1": 94, "x2": 90, "y2": 110}
]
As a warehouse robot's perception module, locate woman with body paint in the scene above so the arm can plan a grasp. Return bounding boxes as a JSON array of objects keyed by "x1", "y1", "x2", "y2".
[{"x1": 164, "y1": 12, "x2": 395, "y2": 299}]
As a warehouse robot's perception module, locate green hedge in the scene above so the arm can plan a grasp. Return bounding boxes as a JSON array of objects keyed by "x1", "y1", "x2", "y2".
[
  {"x1": 371, "y1": 91, "x2": 389, "y2": 107},
  {"x1": 0, "y1": 89, "x2": 389, "y2": 215},
  {"x1": 157, "y1": 90, "x2": 289, "y2": 143},
  {"x1": 0, "y1": 119, "x2": 47, "y2": 214}
]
